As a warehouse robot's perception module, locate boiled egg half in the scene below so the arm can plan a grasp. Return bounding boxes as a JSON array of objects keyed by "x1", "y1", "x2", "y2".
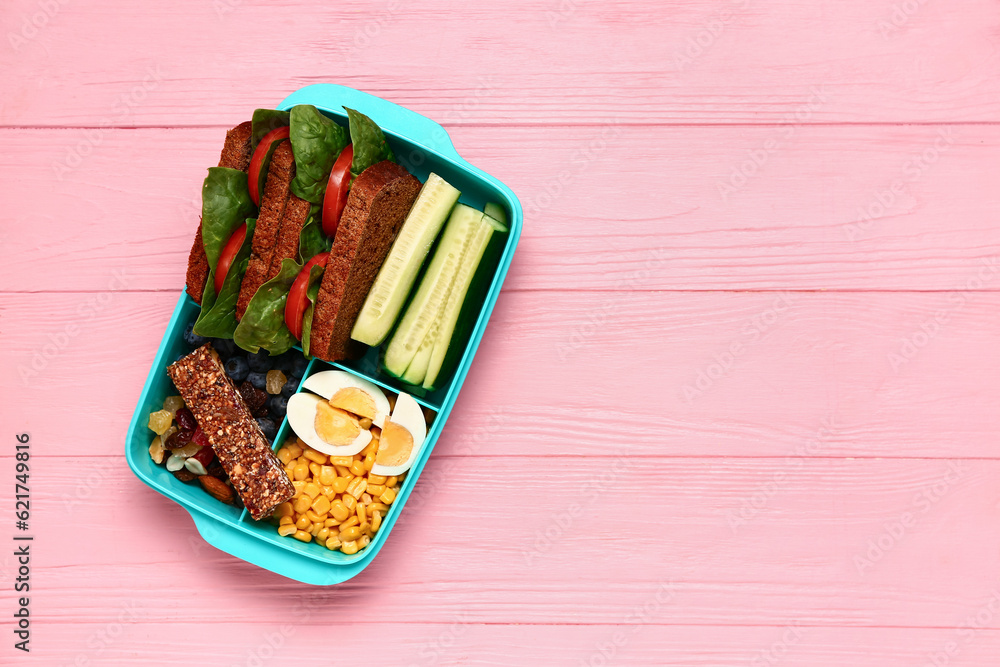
[
  {"x1": 287, "y1": 371, "x2": 391, "y2": 456},
  {"x1": 372, "y1": 392, "x2": 428, "y2": 477}
]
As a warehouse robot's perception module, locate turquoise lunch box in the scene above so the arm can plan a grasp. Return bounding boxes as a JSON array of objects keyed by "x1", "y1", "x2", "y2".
[{"x1": 124, "y1": 84, "x2": 522, "y2": 585}]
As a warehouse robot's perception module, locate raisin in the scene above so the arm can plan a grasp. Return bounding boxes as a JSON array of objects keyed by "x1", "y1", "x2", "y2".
[
  {"x1": 173, "y1": 469, "x2": 197, "y2": 482},
  {"x1": 239, "y1": 380, "x2": 268, "y2": 414},
  {"x1": 165, "y1": 429, "x2": 193, "y2": 449}
]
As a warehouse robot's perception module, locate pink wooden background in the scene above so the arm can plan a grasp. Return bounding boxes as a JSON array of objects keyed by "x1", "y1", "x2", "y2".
[{"x1": 2, "y1": 0, "x2": 1000, "y2": 664}]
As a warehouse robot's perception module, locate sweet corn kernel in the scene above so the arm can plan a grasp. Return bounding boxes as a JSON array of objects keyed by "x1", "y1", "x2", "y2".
[
  {"x1": 293, "y1": 462, "x2": 309, "y2": 481},
  {"x1": 291, "y1": 480, "x2": 306, "y2": 497},
  {"x1": 311, "y1": 495, "x2": 331, "y2": 515},
  {"x1": 293, "y1": 496, "x2": 312, "y2": 514},
  {"x1": 276, "y1": 448, "x2": 292, "y2": 465},
  {"x1": 363, "y1": 523, "x2": 375, "y2": 539},
  {"x1": 357, "y1": 534, "x2": 370, "y2": 549},
  {"x1": 367, "y1": 474, "x2": 387, "y2": 485},
  {"x1": 340, "y1": 540, "x2": 359, "y2": 555},
  {"x1": 361, "y1": 493, "x2": 373, "y2": 506},
  {"x1": 295, "y1": 515, "x2": 311, "y2": 530},
  {"x1": 319, "y1": 466, "x2": 336, "y2": 486},
  {"x1": 310, "y1": 523, "x2": 323, "y2": 537},
  {"x1": 321, "y1": 485, "x2": 336, "y2": 499},
  {"x1": 330, "y1": 500, "x2": 350, "y2": 522},
  {"x1": 309, "y1": 462, "x2": 322, "y2": 478},
  {"x1": 366, "y1": 484, "x2": 385, "y2": 497},
  {"x1": 277, "y1": 524, "x2": 296, "y2": 537},
  {"x1": 317, "y1": 527, "x2": 330, "y2": 543},
  {"x1": 306, "y1": 510, "x2": 327, "y2": 524},
  {"x1": 356, "y1": 503, "x2": 367, "y2": 525},
  {"x1": 304, "y1": 449, "x2": 327, "y2": 465},
  {"x1": 368, "y1": 502, "x2": 388, "y2": 514},
  {"x1": 362, "y1": 440, "x2": 379, "y2": 457},
  {"x1": 380, "y1": 488, "x2": 396, "y2": 504},
  {"x1": 331, "y1": 456, "x2": 353, "y2": 467},
  {"x1": 303, "y1": 482, "x2": 321, "y2": 499},
  {"x1": 335, "y1": 466, "x2": 353, "y2": 479},
  {"x1": 325, "y1": 536, "x2": 342, "y2": 550},
  {"x1": 279, "y1": 515, "x2": 295, "y2": 526},
  {"x1": 341, "y1": 494, "x2": 357, "y2": 511},
  {"x1": 345, "y1": 476, "x2": 363, "y2": 498},
  {"x1": 332, "y1": 476, "x2": 350, "y2": 493},
  {"x1": 275, "y1": 502, "x2": 294, "y2": 518},
  {"x1": 349, "y1": 460, "x2": 366, "y2": 477},
  {"x1": 293, "y1": 530, "x2": 312, "y2": 543},
  {"x1": 324, "y1": 518, "x2": 341, "y2": 528},
  {"x1": 339, "y1": 526, "x2": 362, "y2": 542},
  {"x1": 364, "y1": 453, "x2": 375, "y2": 472},
  {"x1": 339, "y1": 516, "x2": 359, "y2": 530},
  {"x1": 386, "y1": 476, "x2": 398, "y2": 488}
]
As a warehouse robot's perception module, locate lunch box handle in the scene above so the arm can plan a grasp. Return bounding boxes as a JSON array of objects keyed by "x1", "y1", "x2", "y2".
[{"x1": 277, "y1": 84, "x2": 462, "y2": 162}]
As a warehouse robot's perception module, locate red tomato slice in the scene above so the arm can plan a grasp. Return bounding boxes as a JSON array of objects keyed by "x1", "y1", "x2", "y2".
[
  {"x1": 321, "y1": 144, "x2": 354, "y2": 237},
  {"x1": 285, "y1": 252, "x2": 330, "y2": 340},
  {"x1": 214, "y1": 223, "x2": 248, "y2": 296},
  {"x1": 247, "y1": 126, "x2": 291, "y2": 206}
]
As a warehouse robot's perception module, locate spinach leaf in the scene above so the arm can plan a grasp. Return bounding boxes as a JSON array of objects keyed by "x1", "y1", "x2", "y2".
[
  {"x1": 194, "y1": 218, "x2": 257, "y2": 339},
  {"x1": 250, "y1": 109, "x2": 290, "y2": 149},
  {"x1": 201, "y1": 167, "x2": 255, "y2": 270},
  {"x1": 346, "y1": 107, "x2": 394, "y2": 177},
  {"x1": 300, "y1": 264, "x2": 326, "y2": 358},
  {"x1": 233, "y1": 257, "x2": 303, "y2": 355},
  {"x1": 298, "y1": 204, "x2": 329, "y2": 262},
  {"x1": 289, "y1": 104, "x2": 349, "y2": 204}
]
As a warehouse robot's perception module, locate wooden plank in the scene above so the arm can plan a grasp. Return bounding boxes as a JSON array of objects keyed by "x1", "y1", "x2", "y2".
[
  {"x1": 2, "y1": 0, "x2": 999, "y2": 126},
  {"x1": 3, "y1": 124, "x2": 1000, "y2": 293},
  {"x1": 17, "y1": 623, "x2": 1000, "y2": 666},
  {"x1": 3, "y1": 289, "x2": 998, "y2": 460},
  {"x1": 3, "y1": 456, "x2": 1000, "y2": 628}
]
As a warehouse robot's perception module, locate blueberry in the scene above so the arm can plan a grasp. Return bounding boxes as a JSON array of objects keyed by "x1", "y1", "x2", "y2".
[
  {"x1": 248, "y1": 349, "x2": 272, "y2": 372},
  {"x1": 272, "y1": 351, "x2": 295, "y2": 373},
  {"x1": 280, "y1": 377, "x2": 298, "y2": 398},
  {"x1": 224, "y1": 356, "x2": 249, "y2": 383},
  {"x1": 183, "y1": 322, "x2": 208, "y2": 348},
  {"x1": 270, "y1": 395, "x2": 288, "y2": 420},
  {"x1": 213, "y1": 338, "x2": 237, "y2": 359},
  {"x1": 289, "y1": 355, "x2": 309, "y2": 379},
  {"x1": 247, "y1": 371, "x2": 268, "y2": 391},
  {"x1": 256, "y1": 417, "x2": 277, "y2": 442}
]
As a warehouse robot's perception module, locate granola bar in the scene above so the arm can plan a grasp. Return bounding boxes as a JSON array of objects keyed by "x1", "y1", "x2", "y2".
[{"x1": 167, "y1": 343, "x2": 294, "y2": 519}]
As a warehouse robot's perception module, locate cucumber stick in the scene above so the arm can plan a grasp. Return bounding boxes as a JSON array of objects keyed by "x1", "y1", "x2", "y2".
[
  {"x1": 483, "y1": 202, "x2": 507, "y2": 225},
  {"x1": 351, "y1": 173, "x2": 460, "y2": 346},
  {"x1": 383, "y1": 204, "x2": 483, "y2": 378}
]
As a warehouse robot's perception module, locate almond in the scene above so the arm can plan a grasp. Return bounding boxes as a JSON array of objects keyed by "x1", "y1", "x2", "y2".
[{"x1": 199, "y1": 475, "x2": 234, "y2": 505}]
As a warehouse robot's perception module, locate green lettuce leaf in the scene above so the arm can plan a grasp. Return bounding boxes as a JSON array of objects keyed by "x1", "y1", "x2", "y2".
[
  {"x1": 289, "y1": 105, "x2": 349, "y2": 204},
  {"x1": 201, "y1": 167, "x2": 255, "y2": 270},
  {"x1": 250, "y1": 109, "x2": 290, "y2": 149},
  {"x1": 233, "y1": 257, "x2": 304, "y2": 355},
  {"x1": 193, "y1": 218, "x2": 257, "y2": 339},
  {"x1": 300, "y1": 264, "x2": 326, "y2": 358},
  {"x1": 346, "y1": 107, "x2": 394, "y2": 177},
  {"x1": 298, "y1": 204, "x2": 329, "y2": 263}
]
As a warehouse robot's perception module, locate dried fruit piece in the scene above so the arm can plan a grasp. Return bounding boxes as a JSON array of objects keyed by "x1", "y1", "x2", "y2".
[
  {"x1": 266, "y1": 370, "x2": 287, "y2": 395},
  {"x1": 148, "y1": 436, "x2": 166, "y2": 464},
  {"x1": 314, "y1": 403, "x2": 362, "y2": 446},
  {"x1": 329, "y1": 387, "x2": 376, "y2": 420},
  {"x1": 376, "y1": 420, "x2": 413, "y2": 467},
  {"x1": 199, "y1": 475, "x2": 234, "y2": 505},
  {"x1": 171, "y1": 441, "x2": 201, "y2": 458},
  {"x1": 239, "y1": 380, "x2": 268, "y2": 414},
  {"x1": 165, "y1": 429, "x2": 193, "y2": 449},
  {"x1": 175, "y1": 407, "x2": 197, "y2": 431},
  {"x1": 147, "y1": 410, "x2": 173, "y2": 435},
  {"x1": 173, "y1": 469, "x2": 197, "y2": 482},
  {"x1": 163, "y1": 395, "x2": 185, "y2": 416}
]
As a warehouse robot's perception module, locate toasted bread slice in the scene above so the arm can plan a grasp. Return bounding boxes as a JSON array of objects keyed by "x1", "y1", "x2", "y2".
[
  {"x1": 310, "y1": 161, "x2": 421, "y2": 361},
  {"x1": 185, "y1": 121, "x2": 253, "y2": 304}
]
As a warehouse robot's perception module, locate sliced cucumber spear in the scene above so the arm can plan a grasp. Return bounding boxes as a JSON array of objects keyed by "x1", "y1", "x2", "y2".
[
  {"x1": 352, "y1": 173, "x2": 460, "y2": 347},
  {"x1": 483, "y1": 201, "x2": 507, "y2": 225}
]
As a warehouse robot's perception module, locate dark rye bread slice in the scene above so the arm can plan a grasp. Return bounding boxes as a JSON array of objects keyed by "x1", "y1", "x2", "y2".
[
  {"x1": 236, "y1": 140, "x2": 295, "y2": 319},
  {"x1": 310, "y1": 161, "x2": 421, "y2": 361},
  {"x1": 267, "y1": 193, "x2": 311, "y2": 281},
  {"x1": 185, "y1": 121, "x2": 253, "y2": 304}
]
